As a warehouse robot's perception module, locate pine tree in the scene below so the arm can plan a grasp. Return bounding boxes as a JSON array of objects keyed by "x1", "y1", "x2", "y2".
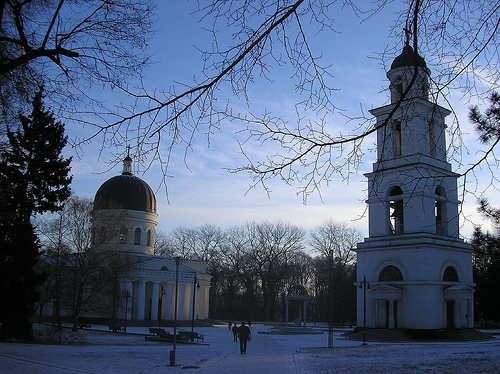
[
  {"x1": 0, "y1": 90, "x2": 72, "y2": 341},
  {"x1": 472, "y1": 228, "x2": 500, "y2": 325},
  {"x1": 469, "y1": 92, "x2": 500, "y2": 325}
]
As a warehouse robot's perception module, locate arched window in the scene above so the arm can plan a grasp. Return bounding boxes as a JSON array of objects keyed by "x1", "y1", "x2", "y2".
[
  {"x1": 435, "y1": 186, "x2": 447, "y2": 236},
  {"x1": 391, "y1": 75, "x2": 403, "y2": 102},
  {"x1": 378, "y1": 265, "x2": 404, "y2": 282},
  {"x1": 134, "y1": 228, "x2": 141, "y2": 245},
  {"x1": 119, "y1": 227, "x2": 128, "y2": 244},
  {"x1": 161, "y1": 266, "x2": 169, "y2": 271},
  {"x1": 443, "y1": 266, "x2": 459, "y2": 282},
  {"x1": 393, "y1": 121, "x2": 402, "y2": 157},
  {"x1": 389, "y1": 187, "x2": 404, "y2": 235},
  {"x1": 146, "y1": 229, "x2": 152, "y2": 247}
]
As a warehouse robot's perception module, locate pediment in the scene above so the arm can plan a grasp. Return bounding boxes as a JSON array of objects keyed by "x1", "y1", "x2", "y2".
[
  {"x1": 369, "y1": 284, "x2": 403, "y2": 300},
  {"x1": 444, "y1": 284, "x2": 475, "y2": 292},
  {"x1": 370, "y1": 284, "x2": 403, "y2": 292}
]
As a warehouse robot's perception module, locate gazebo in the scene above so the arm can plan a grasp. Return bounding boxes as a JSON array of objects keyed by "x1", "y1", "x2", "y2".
[{"x1": 285, "y1": 284, "x2": 312, "y2": 328}]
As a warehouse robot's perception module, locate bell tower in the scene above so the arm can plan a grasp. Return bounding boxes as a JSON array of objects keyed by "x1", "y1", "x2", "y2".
[{"x1": 355, "y1": 44, "x2": 474, "y2": 332}]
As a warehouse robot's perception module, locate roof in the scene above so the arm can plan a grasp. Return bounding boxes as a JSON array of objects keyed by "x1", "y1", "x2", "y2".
[
  {"x1": 94, "y1": 174, "x2": 157, "y2": 213},
  {"x1": 391, "y1": 45, "x2": 427, "y2": 70}
]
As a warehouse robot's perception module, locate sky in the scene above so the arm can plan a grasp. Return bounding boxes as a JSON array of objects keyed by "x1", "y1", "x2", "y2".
[{"x1": 63, "y1": 1, "x2": 499, "y2": 240}]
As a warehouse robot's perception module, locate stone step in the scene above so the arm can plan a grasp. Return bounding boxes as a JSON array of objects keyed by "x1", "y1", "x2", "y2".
[{"x1": 344, "y1": 328, "x2": 495, "y2": 342}]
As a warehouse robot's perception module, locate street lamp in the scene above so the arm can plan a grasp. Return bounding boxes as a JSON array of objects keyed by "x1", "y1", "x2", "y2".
[
  {"x1": 159, "y1": 284, "x2": 165, "y2": 330},
  {"x1": 124, "y1": 290, "x2": 130, "y2": 333},
  {"x1": 359, "y1": 276, "x2": 370, "y2": 345},
  {"x1": 170, "y1": 256, "x2": 182, "y2": 366},
  {"x1": 327, "y1": 251, "x2": 341, "y2": 348},
  {"x1": 191, "y1": 274, "x2": 201, "y2": 334}
]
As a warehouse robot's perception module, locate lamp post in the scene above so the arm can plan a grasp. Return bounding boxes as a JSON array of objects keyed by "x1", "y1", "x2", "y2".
[
  {"x1": 124, "y1": 290, "x2": 130, "y2": 333},
  {"x1": 170, "y1": 257, "x2": 182, "y2": 366},
  {"x1": 191, "y1": 274, "x2": 201, "y2": 334},
  {"x1": 159, "y1": 284, "x2": 165, "y2": 330},
  {"x1": 359, "y1": 276, "x2": 370, "y2": 345},
  {"x1": 327, "y1": 251, "x2": 341, "y2": 348}
]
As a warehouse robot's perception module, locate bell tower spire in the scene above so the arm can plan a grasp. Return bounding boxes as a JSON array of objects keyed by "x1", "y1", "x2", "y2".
[{"x1": 122, "y1": 145, "x2": 133, "y2": 175}]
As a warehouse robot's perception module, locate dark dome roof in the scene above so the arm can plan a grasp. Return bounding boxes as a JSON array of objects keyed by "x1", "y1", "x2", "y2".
[
  {"x1": 391, "y1": 45, "x2": 427, "y2": 70},
  {"x1": 94, "y1": 174, "x2": 156, "y2": 213}
]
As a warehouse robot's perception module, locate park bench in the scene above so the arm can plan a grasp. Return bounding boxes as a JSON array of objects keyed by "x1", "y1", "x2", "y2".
[
  {"x1": 148, "y1": 327, "x2": 166, "y2": 335},
  {"x1": 179, "y1": 331, "x2": 205, "y2": 342},
  {"x1": 157, "y1": 330, "x2": 174, "y2": 341},
  {"x1": 78, "y1": 323, "x2": 91, "y2": 329},
  {"x1": 108, "y1": 324, "x2": 125, "y2": 333}
]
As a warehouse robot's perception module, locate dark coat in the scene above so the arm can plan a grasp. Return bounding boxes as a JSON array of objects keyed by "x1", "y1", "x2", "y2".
[{"x1": 238, "y1": 325, "x2": 251, "y2": 340}]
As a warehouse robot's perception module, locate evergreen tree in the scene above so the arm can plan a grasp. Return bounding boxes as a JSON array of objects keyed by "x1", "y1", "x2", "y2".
[
  {"x1": 469, "y1": 93, "x2": 500, "y2": 325},
  {"x1": 0, "y1": 90, "x2": 72, "y2": 341},
  {"x1": 472, "y1": 227, "x2": 500, "y2": 325}
]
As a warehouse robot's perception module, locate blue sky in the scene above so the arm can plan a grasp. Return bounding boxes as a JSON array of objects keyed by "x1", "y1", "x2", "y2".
[{"x1": 64, "y1": 1, "x2": 497, "y2": 239}]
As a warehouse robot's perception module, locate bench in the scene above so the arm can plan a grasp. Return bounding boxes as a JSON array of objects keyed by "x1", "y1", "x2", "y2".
[
  {"x1": 78, "y1": 323, "x2": 91, "y2": 329},
  {"x1": 148, "y1": 327, "x2": 166, "y2": 335},
  {"x1": 180, "y1": 331, "x2": 205, "y2": 342},
  {"x1": 108, "y1": 324, "x2": 125, "y2": 333},
  {"x1": 158, "y1": 331, "x2": 173, "y2": 341}
]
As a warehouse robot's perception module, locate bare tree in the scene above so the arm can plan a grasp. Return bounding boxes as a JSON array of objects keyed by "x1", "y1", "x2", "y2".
[
  {"x1": 244, "y1": 221, "x2": 306, "y2": 321},
  {"x1": 37, "y1": 195, "x2": 131, "y2": 331},
  {"x1": 164, "y1": 226, "x2": 199, "y2": 259},
  {"x1": 0, "y1": 0, "x2": 154, "y2": 130},
  {"x1": 36, "y1": 211, "x2": 71, "y2": 330},
  {"x1": 154, "y1": 230, "x2": 175, "y2": 257},
  {"x1": 45, "y1": 0, "x2": 500, "y2": 209},
  {"x1": 309, "y1": 219, "x2": 363, "y2": 265}
]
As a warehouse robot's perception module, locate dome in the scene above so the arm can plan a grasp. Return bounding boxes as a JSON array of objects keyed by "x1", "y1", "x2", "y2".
[
  {"x1": 391, "y1": 45, "x2": 427, "y2": 70},
  {"x1": 93, "y1": 157, "x2": 157, "y2": 213}
]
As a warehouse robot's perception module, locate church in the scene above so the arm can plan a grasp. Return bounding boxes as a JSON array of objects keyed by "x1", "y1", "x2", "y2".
[
  {"x1": 91, "y1": 155, "x2": 211, "y2": 322},
  {"x1": 355, "y1": 44, "x2": 475, "y2": 331},
  {"x1": 39, "y1": 155, "x2": 211, "y2": 323}
]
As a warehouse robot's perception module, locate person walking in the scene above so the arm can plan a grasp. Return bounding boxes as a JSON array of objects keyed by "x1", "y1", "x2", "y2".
[
  {"x1": 232, "y1": 324, "x2": 239, "y2": 342},
  {"x1": 238, "y1": 321, "x2": 251, "y2": 354}
]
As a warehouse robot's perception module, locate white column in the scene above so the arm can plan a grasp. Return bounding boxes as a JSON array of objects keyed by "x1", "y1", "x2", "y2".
[
  {"x1": 204, "y1": 285, "x2": 210, "y2": 319},
  {"x1": 188, "y1": 283, "x2": 193, "y2": 321},
  {"x1": 178, "y1": 283, "x2": 186, "y2": 320},
  {"x1": 136, "y1": 280, "x2": 146, "y2": 320},
  {"x1": 165, "y1": 283, "x2": 173, "y2": 320},
  {"x1": 151, "y1": 281, "x2": 160, "y2": 321}
]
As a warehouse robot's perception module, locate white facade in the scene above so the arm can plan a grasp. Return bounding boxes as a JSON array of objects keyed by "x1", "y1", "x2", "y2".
[
  {"x1": 91, "y1": 157, "x2": 211, "y2": 322},
  {"x1": 355, "y1": 45, "x2": 474, "y2": 331},
  {"x1": 118, "y1": 256, "x2": 210, "y2": 322}
]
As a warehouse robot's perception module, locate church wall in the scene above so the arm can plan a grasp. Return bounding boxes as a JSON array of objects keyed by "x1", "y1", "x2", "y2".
[
  {"x1": 357, "y1": 237, "x2": 473, "y2": 330},
  {"x1": 402, "y1": 285, "x2": 445, "y2": 329}
]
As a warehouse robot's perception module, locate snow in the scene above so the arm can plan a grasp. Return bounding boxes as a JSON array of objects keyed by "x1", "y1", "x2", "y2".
[{"x1": 0, "y1": 324, "x2": 499, "y2": 373}]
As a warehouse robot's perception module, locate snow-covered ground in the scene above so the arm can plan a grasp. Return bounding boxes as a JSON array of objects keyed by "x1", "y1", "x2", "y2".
[{"x1": 0, "y1": 323, "x2": 499, "y2": 373}]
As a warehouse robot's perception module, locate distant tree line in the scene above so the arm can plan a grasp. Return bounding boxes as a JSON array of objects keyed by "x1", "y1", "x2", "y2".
[{"x1": 156, "y1": 220, "x2": 361, "y2": 324}]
